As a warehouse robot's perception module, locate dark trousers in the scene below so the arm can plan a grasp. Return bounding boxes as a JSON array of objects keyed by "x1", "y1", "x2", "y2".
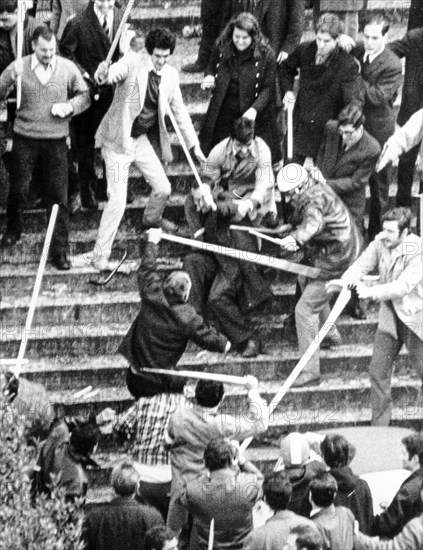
[
  {"x1": 7, "y1": 133, "x2": 69, "y2": 256},
  {"x1": 370, "y1": 312, "x2": 423, "y2": 426},
  {"x1": 368, "y1": 165, "x2": 391, "y2": 241},
  {"x1": 137, "y1": 481, "x2": 171, "y2": 521},
  {"x1": 184, "y1": 251, "x2": 253, "y2": 347},
  {"x1": 396, "y1": 143, "x2": 420, "y2": 208},
  {"x1": 72, "y1": 90, "x2": 112, "y2": 201},
  {"x1": 197, "y1": 0, "x2": 224, "y2": 67}
]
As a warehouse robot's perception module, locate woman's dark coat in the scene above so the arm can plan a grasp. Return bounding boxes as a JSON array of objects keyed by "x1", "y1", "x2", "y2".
[{"x1": 200, "y1": 40, "x2": 280, "y2": 161}]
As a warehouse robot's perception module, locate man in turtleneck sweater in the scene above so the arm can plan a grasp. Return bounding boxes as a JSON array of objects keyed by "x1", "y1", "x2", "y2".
[{"x1": 0, "y1": 24, "x2": 91, "y2": 269}]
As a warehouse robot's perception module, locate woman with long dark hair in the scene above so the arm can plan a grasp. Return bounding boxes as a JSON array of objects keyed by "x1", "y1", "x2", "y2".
[{"x1": 200, "y1": 12, "x2": 280, "y2": 162}]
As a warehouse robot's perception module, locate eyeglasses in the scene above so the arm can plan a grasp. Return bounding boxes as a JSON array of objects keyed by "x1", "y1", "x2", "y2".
[{"x1": 338, "y1": 128, "x2": 356, "y2": 137}]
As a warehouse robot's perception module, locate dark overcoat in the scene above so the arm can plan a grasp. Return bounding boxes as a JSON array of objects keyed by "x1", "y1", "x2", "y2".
[
  {"x1": 118, "y1": 242, "x2": 228, "y2": 397},
  {"x1": 316, "y1": 120, "x2": 381, "y2": 224},
  {"x1": 353, "y1": 45, "x2": 402, "y2": 147},
  {"x1": 279, "y1": 42, "x2": 361, "y2": 159},
  {"x1": 81, "y1": 497, "x2": 163, "y2": 550},
  {"x1": 288, "y1": 181, "x2": 363, "y2": 280},
  {"x1": 220, "y1": 0, "x2": 305, "y2": 56},
  {"x1": 389, "y1": 30, "x2": 423, "y2": 125},
  {"x1": 200, "y1": 41, "x2": 280, "y2": 160},
  {"x1": 60, "y1": 1, "x2": 123, "y2": 79}
]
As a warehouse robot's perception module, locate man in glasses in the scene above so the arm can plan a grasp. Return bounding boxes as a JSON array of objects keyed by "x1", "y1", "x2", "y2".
[{"x1": 316, "y1": 102, "x2": 381, "y2": 230}]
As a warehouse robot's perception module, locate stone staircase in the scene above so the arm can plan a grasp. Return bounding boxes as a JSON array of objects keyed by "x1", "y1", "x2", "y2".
[{"x1": 1, "y1": 5, "x2": 422, "y2": 503}]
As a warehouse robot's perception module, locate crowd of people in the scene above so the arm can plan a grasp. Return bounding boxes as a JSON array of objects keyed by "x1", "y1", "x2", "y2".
[{"x1": 1, "y1": 0, "x2": 423, "y2": 548}]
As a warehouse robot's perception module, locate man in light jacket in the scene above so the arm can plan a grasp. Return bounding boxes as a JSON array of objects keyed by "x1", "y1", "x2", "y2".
[{"x1": 327, "y1": 207, "x2": 423, "y2": 426}]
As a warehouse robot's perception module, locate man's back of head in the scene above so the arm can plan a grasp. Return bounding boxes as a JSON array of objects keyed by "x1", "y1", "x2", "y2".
[
  {"x1": 195, "y1": 379, "x2": 224, "y2": 408},
  {"x1": 263, "y1": 471, "x2": 293, "y2": 512},
  {"x1": 111, "y1": 460, "x2": 140, "y2": 497},
  {"x1": 309, "y1": 472, "x2": 338, "y2": 509}
]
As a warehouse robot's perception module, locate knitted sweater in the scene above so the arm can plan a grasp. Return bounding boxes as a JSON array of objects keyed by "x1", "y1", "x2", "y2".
[{"x1": 0, "y1": 54, "x2": 90, "y2": 139}]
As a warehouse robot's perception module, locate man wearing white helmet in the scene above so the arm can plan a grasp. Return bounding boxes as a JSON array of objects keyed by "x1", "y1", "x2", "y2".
[{"x1": 276, "y1": 164, "x2": 362, "y2": 386}]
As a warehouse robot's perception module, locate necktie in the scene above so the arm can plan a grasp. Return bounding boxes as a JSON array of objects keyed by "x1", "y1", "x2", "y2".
[{"x1": 102, "y1": 15, "x2": 110, "y2": 39}]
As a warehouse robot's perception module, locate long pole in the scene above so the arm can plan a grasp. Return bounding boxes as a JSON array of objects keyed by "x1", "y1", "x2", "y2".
[
  {"x1": 240, "y1": 287, "x2": 352, "y2": 452},
  {"x1": 105, "y1": 0, "x2": 136, "y2": 64},
  {"x1": 139, "y1": 367, "x2": 248, "y2": 386},
  {"x1": 287, "y1": 100, "x2": 294, "y2": 161},
  {"x1": 166, "y1": 107, "x2": 216, "y2": 211},
  {"x1": 161, "y1": 232, "x2": 321, "y2": 279},
  {"x1": 12, "y1": 204, "x2": 59, "y2": 379},
  {"x1": 16, "y1": 0, "x2": 28, "y2": 109}
]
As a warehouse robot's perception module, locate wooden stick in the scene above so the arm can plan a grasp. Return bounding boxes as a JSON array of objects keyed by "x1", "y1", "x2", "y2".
[
  {"x1": 287, "y1": 100, "x2": 294, "y2": 160},
  {"x1": 161, "y1": 233, "x2": 321, "y2": 279},
  {"x1": 105, "y1": 0, "x2": 136, "y2": 64},
  {"x1": 230, "y1": 224, "x2": 293, "y2": 235},
  {"x1": 166, "y1": 107, "x2": 216, "y2": 211},
  {"x1": 248, "y1": 229, "x2": 288, "y2": 247},
  {"x1": 0, "y1": 358, "x2": 28, "y2": 367},
  {"x1": 208, "y1": 519, "x2": 215, "y2": 550},
  {"x1": 139, "y1": 367, "x2": 248, "y2": 386},
  {"x1": 240, "y1": 287, "x2": 352, "y2": 452},
  {"x1": 16, "y1": 0, "x2": 27, "y2": 109},
  {"x1": 11, "y1": 204, "x2": 59, "y2": 379}
]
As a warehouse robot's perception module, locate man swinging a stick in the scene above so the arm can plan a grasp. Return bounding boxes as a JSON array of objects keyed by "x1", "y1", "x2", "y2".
[{"x1": 75, "y1": 26, "x2": 206, "y2": 272}]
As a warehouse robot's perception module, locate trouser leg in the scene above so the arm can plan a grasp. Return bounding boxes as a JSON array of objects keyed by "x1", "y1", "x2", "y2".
[
  {"x1": 396, "y1": 144, "x2": 420, "y2": 207},
  {"x1": 369, "y1": 330, "x2": 402, "y2": 426},
  {"x1": 40, "y1": 138, "x2": 69, "y2": 257},
  {"x1": 400, "y1": 320, "x2": 423, "y2": 417},
  {"x1": 7, "y1": 134, "x2": 40, "y2": 235},
  {"x1": 95, "y1": 146, "x2": 131, "y2": 264},
  {"x1": 183, "y1": 252, "x2": 218, "y2": 317},
  {"x1": 295, "y1": 277, "x2": 332, "y2": 378},
  {"x1": 368, "y1": 166, "x2": 390, "y2": 241},
  {"x1": 134, "y1": 135, "x2": 171, "y2": 228},
  {"x1": 208, "y1": 259, "x2": 252, "y2": 346},
  {"x1": 196, "y1": 0, "x2": 224, "y2": 67}
]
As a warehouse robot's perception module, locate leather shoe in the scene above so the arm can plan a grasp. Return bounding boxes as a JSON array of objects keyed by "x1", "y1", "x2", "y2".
[
  {"x1": 69, "y1": 193, "x2": 82, "y2": 216},
  {"x1": 1, "y1": 231, "x2": 21, "y2": 248},
  {"x1": 320, "y1": 328, "x2": 342, "y2": 349},
  {"x1": 242, "y1": 339, "x2": 262, "y2": 358},
  {"x1": 52, "y1": 252, "x2": 71, "y2": 271},
  {"x1": 182, "y1": 61, "x2": 206, "y2": 73},
  {"x1": 292, "y1": 372, "x2": 321, "y2": 388}
]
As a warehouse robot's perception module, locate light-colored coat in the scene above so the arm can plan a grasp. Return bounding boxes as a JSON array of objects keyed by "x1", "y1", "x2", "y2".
[
  {"x1": 95, "y1": 50, "x2": 199, "y2": 160},
  {"x1": 343, "y1": 233, "x2": 423, "y2": 341}
]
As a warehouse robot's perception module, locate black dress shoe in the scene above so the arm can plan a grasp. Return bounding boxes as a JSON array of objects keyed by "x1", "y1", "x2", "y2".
[
  {"x1": 52, "y1": 252, "x2": 71, "y2": 271},
  {"x1": 1, "y1": 231, "x2": 21, "y2": 248},
  {"x1": 242, "y1": 339, "x2": 262, "y2": 358},
  {"x1": 182, "y1": 61, "x2": 206, "y2": 73}
]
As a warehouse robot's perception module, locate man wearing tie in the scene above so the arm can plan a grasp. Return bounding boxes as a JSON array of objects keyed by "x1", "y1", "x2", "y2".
[
  {"x1": 60, "y1": 0, "x2": 125, "y2": 210},
  {"x1": 81, "y1": 28, "x2": 206, "y2": 271},
  {"x1": 352, "y1": 14, "x2": 402, "y2": 240}
]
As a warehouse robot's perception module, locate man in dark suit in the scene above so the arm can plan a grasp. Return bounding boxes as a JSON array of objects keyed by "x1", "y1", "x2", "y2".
[
  {"x1": 352, "y1": 14, "x2": 402, "y2": 240},
  {"x1": 389, "y1": 28, "x2": 423, "y2": 208},
  {"x1": 81, "y1": 459, "x2": 164, "y2": 550},
  {"x1": 279, "y1": 13, "x2": 361, "y2": 166},
  {"x1": 316, "y1": 102, "x2": 381, "y2": 228},
  {"x1": 60, "y1": 0, "x2": 125, "y2": 209}
]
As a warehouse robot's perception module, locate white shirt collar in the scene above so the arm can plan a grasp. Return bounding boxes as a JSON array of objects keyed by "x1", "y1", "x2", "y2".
[
  {"x1": 364, "y1": 45, "x2": 385, "y2": 64},
  {"x1": 93, "y1": 5, "x2": 113, "y2": 28},
  {"x1": 148, "y1": 56, "x2": 163, "y2": 76},
  {"x1": 31, "y1": 54, "x2": 57, "y2": 72}
]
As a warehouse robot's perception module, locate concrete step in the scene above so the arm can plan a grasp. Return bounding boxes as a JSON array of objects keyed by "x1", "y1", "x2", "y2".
[
  {"x1": 9, "y1": 337, "x2": 413, "y2": 391},
  {"x1": 0, "y1": 304, "x2": 387, "y2": 356}
]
